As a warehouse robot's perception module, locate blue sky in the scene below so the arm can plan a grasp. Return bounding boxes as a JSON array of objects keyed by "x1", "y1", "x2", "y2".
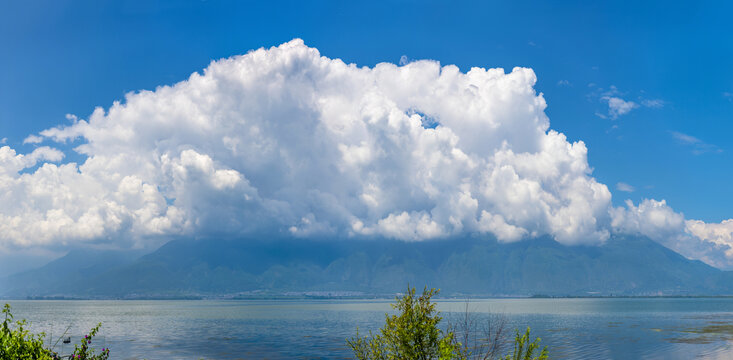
[{"x1": 2, "y1": 1, "x2": 730, "y2": 223}]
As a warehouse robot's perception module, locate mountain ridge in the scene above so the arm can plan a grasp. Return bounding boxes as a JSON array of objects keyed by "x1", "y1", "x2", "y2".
[{"x1": 3, "y1": 235, "x2": 732, "y2": 298}]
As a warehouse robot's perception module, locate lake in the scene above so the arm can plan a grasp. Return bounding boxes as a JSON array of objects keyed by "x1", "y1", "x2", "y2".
[{"x1": 7, "y1": 298, "x2": 733, "y2": 359}]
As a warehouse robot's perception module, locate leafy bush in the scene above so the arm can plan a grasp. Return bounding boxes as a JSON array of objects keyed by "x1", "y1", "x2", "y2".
[
  {"x1": 69, "y1": 323, "x2": 110, "y2": 360},
  {"x1": 1, "y1": 304, "x2": 110, "y2": 360},
  {"x1": 347, "y1": 286, "x2": 463, "y2": 360},
  {"x1": 1, "y1": 303, "x2": 52, "y2": 360},
  {"x1": 347, "y1": 287, "x2": 550, "y2": 360},
  {"x1": 502, "y1": 328, "x2": 547, "y2": 360}
]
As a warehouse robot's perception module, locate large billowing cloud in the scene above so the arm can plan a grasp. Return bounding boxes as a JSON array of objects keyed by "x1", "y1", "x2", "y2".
[
  {"x1": 1, "y1": 40, "x2": 731, "y2": 268},
  {"x1": 610, "y1": 199, "x2": 733, "y2": 268}
]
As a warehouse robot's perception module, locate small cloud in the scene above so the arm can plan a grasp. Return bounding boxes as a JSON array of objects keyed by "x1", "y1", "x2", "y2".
[
  {"x1": 691, "y1": 146, "x2": 720, "y2": 156},
  {"x1": 670, "y1": 131, "x2": 722, "y2": 155},
  {"x1": 23, "y1": 134, "x2": 43, "y2": 144},
  {"x1": 557, "y1": 80, "x2": 571, "y2": 87},
  {"x1": 671, "y1": 131, "x2": 700, "y2": 145},
  {"x1": 724, "y1": 92, "x2": 733, "y2": 102},
  {"x1": 591, "y1": 66, "x2": 599, "y2": 70},
  {"x1": 528, "y1": 41, "x2": 537, "y2": 47},
  {"x1": 0, "y1": 137, "x2": 6, "y2": 144},
  {"x1": 594, "y1": 112, "x2": 608, "y2": 120},
  {"x1": 616, "y1": 182, "x2": 635, "y2": 193},
  {"x1": 603, "y1": 96, "x2": 638, "y2": 119},
  {"x1": 641, "y1": 99, "x2": 664, "y2": 108},
  {"x1": 589, "y1": 86, "x2": 639, "y2": 119},
  {"x1": 399, "y1": 55, "x2": 409, "y2": 66}
]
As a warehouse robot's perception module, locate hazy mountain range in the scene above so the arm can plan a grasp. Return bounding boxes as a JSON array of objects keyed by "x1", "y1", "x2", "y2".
[{"x1": 2, "y1": 235, "x2": 732, "y2": 299}]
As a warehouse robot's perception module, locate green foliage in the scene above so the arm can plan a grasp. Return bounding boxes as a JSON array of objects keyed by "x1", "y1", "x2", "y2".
[
  {"x1": 347, "y1": 286, "x2": 464, "y2": 360},
  {"x1": 1, "y1": 303, "x2": 53, "y2": 360},
  {"x1": 502, "y1": 328, "x2": 548, "y2": 360},
  {"x1": 1, "y1": 304, "x2": 110, "y2": 360},
  {"x1": 70, "y1": 323, "x2": 110, "y2": 360},
  {"x1": 348, "y1": 287, "x2": 551, "y2": 360}
]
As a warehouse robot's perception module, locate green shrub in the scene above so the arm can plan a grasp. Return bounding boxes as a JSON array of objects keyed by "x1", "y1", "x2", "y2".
[
  {"x1": 347, "y1": 286, "x2": 550, "y2": 360},
  {"x1": 1, "y1": 303, "x2": 52, "y2": 360},
  {"x1": 70, "y1": 323, "x2": 110, "y2": 360},
  {"x1": 1, "y1": 304, "x2": 110, "y2": 360},
  {"x1": 347, "y1": 286, "x2": 463, "y2": 360},
  {"x1": 502, "y1": 327, "x2": 548, "y2": 360}
]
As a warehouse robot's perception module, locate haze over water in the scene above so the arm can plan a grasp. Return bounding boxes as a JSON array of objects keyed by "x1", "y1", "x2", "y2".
[{"x1": 11, "y1": 298, "x2": 733, "y2": 359}]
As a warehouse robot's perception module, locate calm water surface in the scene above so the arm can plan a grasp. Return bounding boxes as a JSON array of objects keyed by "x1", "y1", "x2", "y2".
[{"x1": 8, "y1": 298, "x2": 733, "y2": 359}]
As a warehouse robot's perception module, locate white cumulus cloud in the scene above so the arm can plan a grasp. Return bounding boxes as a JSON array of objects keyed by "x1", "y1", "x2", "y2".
[
  {"x1": 0, "y1": 146, "x2": 64, "y2": 175},
  {"x1": 610, "y1": 199, "x2": 733, "y2": 268},
  {"x1": 611, "y1": 199, "x2": 685, "y2": 242},
  {"x1": 23, "y1": 134, "x2": 44, "y2": 144},
  {"x1": 686, "y1": 219, "x2": 733, "y2": 263},
  {"x1": 0, "y1": 39, "x2": 731, "y2": 269},
  {"x1": 0, "y1": 39, "x2": 613, "y2": 250},
  {"x1": 603, "y1": 96, "x2": 638, "y2": 119}
]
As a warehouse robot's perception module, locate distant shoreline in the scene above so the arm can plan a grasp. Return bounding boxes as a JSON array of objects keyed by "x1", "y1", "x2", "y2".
[{"x1": 8, "y1": 294, "x2": 733, "y2": 301}]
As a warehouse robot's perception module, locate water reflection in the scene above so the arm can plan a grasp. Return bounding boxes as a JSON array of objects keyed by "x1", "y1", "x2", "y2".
[{"x1": 7, "y1": 298, "x2": 733, "y2": 359}]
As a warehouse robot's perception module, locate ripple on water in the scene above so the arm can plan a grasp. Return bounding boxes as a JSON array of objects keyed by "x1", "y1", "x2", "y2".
[{"x1": 6, "y1": 298, "x2": 733, "y2": 359}]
